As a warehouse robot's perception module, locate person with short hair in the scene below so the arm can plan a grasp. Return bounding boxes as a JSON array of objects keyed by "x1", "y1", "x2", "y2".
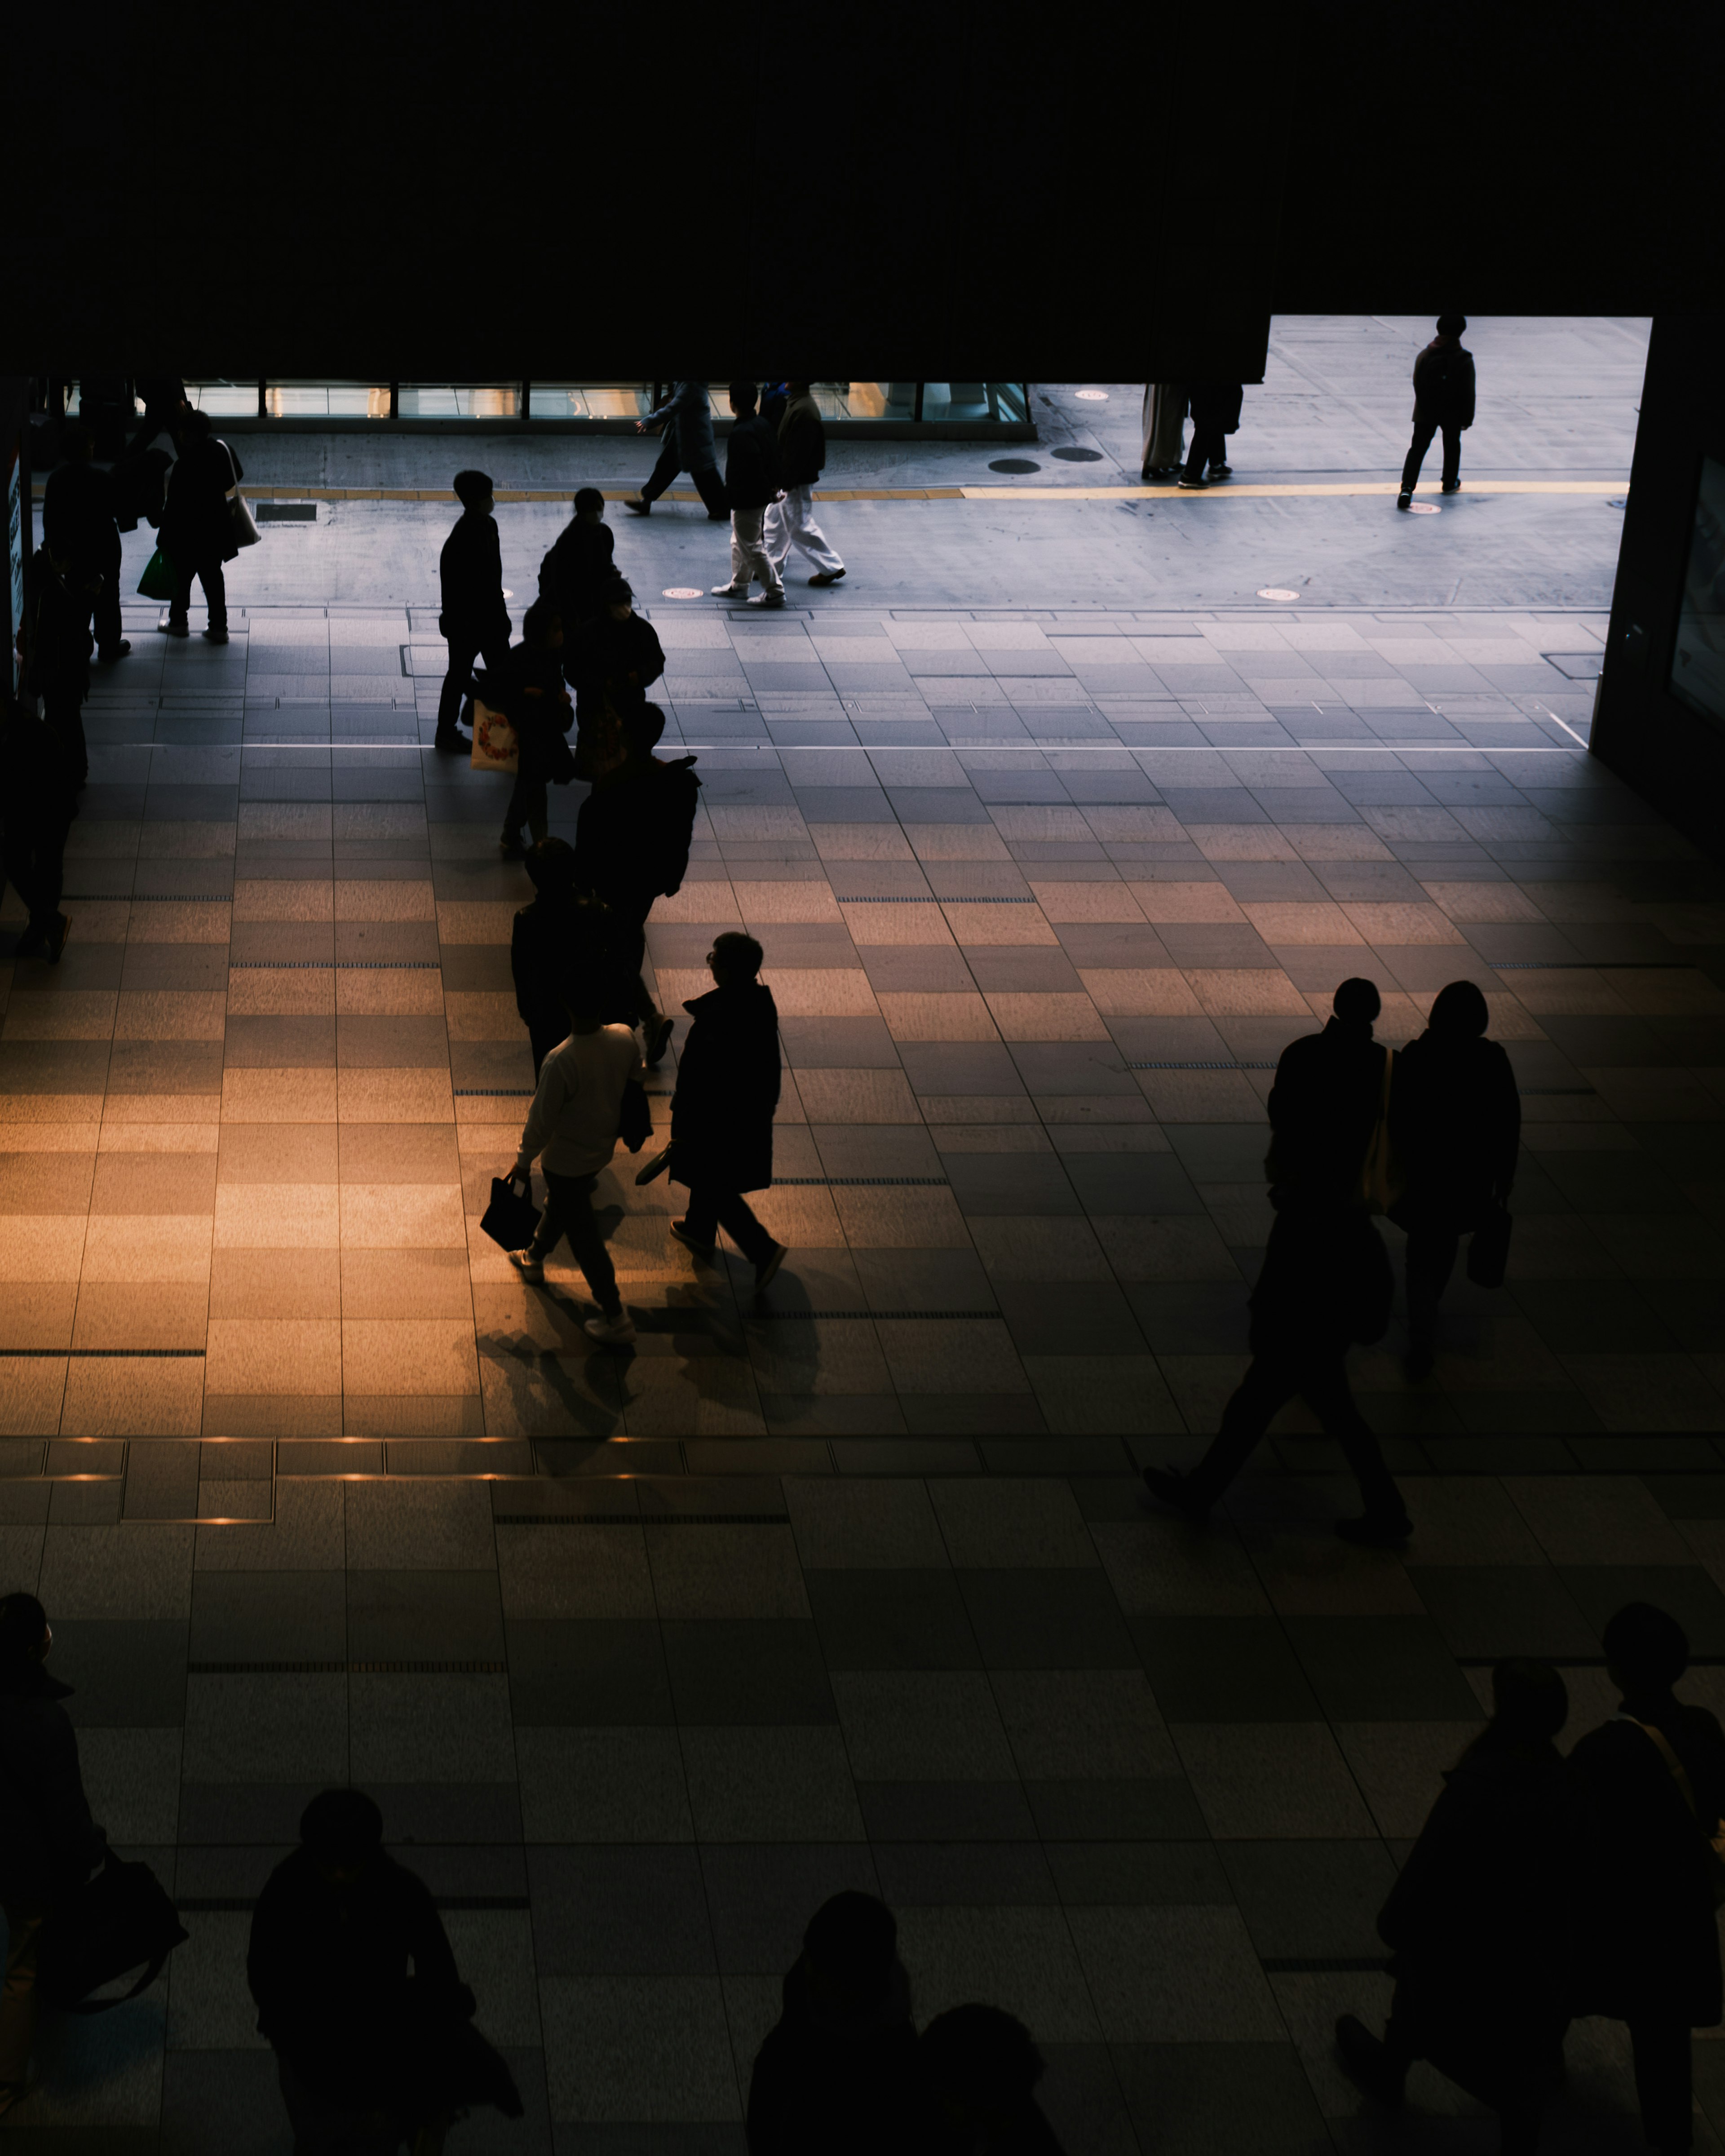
[
  {"x1": 624, "y1": 381, "x2": 729, "y2": 519},
  {"x1": 435, "y1": 469, "x2": 512, "y2": 753},
  {"x1": 917, "y1": 2003, "x2": 1064, "y2": 2154},
  {"x1": 764, "y1": 382, "x2": 845, "y2": 587},
  {"x1": 159, "y1": 407, "x2": 242, "y2": 644},
  {"x1": 537, "y1": 486, "x2": 615, "y2": 632},
  {"x1": 712, "y1": 381, "x2": 786, "y2": 610},
  {"x1": 498, "y1": 598, "x2": 575, "y2": 856},
  {"x1": 42, "y1": 421, "x2": 129, "y2": 663},
  {"x1": 1399, "y1": 314, "x2": 1476, "y2": 508},
  {"x1": 668, "y1": 930, "x2": 788, "y2": 1291},
  {"x1": 563, "y1": 577, "x2": 667, "y2": 769}
]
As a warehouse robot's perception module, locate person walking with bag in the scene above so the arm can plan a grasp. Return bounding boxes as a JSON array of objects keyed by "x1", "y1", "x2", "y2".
[
  {"x1": 1390, "y1": 978, "x2": 1521, "y2": 1378},
  {"x1": 667, "y1": 931, "x2": 788, "y2": 1292},
  {"x1": 1398, "y1": 314, "x2": 1476, "y2": 508},
  {"x1": 1141, "y1": 977, "x2": 1412, "y2": 1545},
  {"x1": 712, "y1": 381, "x2": 787, "y2": 610},
  {"x1": 434, "y1": 470, "x2": 512, "y2": 753},
  {"x1": 0, "y1": 1593, "x2": 106, "y2": 2120},
  {"x1": 42, "y1": 422, "x2": 129, "y2": 664},
  {"x1": 1334, "y1": 1659, "x2": 1594, "y2": 2153},
  {"x1": 497, "y1": 600, "x2": 576, "y2": 856},
  {"x1": 764, "y1": 383, "x2": 845, "y2": 587},
  {"x1": 158, "y1": 409, "x2": 242, "y2": 643},
  {"x1": 1566, "y1": 1603, "x2": 1725, "y2": 2156},
  {"x1": 624, "y1": 380, "x2": 729, "y2": 520}
]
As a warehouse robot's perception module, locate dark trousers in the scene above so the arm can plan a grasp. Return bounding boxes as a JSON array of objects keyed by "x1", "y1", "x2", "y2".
[
  {"x1": 437, "y1": 632, "x2": 511, "y2": 739},
  {"x1": 529, "y1": 1170, "x2": 621, "y2": 1313},
  {"x1": 276, "y1": 2055, "x2": 404, "y2": 2156},
  {"x1": 169, "y1": 553, "x2": 227, "y2": 630},
  {"x1": 1187, "y1": 1349, "x2": 1405, "y2": 1519},
  {"x1": 684, "y1": 1186, "x2": 775, "y2": 1266},
  {"x1": 78, "y1": 567, "x2": 123, "y2": 655},
  {"x1": 640, "y1": 441, "x2": 728, "y2": 514},
  {"x1": 1406, "y1": 1226, "x2": 1460, "y2": 1355},
  {"x1": 1402, "y1": 417, "x2": 1461, "y2": 493},
  {"x1": 1625, "y1": 2016, "x2": 1693, "y2": 2154},
  {"x1": 43, "y1": 693, "x2": 88, "y2": 788},
  {"x1": 1184, "y1": 423, "x2": 1227, "y2": 479},
  {"x1": 2, "y1": 797, "x2": 73, "y2": 946},
  {"x1": 601, "y1": 891, "x2": 661, "y2": 1026},
  {"x1": 504, "y1": 772, "x2": 548, "y2": 845}
]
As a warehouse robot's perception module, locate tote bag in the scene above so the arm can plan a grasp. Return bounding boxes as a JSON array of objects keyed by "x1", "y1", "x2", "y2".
[
  {"x1": 220, "y1": 442, "x2": 261, "y2": 547},
  {"x1": 481, "y1": 1176, "x2": 541, "y2": 1252},
  {"x1": 137, "y1": 547, "x2": 177, "y2": 600},
  {"x1": 470, "y1": 700, "x2": 519, "y2": 775}
]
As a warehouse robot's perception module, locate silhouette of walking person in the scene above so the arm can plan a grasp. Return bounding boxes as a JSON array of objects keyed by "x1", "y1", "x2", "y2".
[
  {"x1": 1398, "y1": 314, "x2": 1475, "y2": 508},
  {"x1": 917, "y1": 2004, "x2": 1066, "y2": 2154},
  {"x1": 1335, "y1": 1659, "x2": 1593, "y2": 2153}
]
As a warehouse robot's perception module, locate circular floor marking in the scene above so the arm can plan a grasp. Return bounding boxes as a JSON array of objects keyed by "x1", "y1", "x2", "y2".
[
  {"x1": 1257, "y1": 588, "x2": 1300, "y2": 602},
  {"x1": 989, "y1": 458, "x2": 1041, "y2": 474},
  {"x1": 1408, "y1": 501, "x2": 1441, "y2": 514},
  {"x1": 662, "y1": 587, "x2": 703, "y2": 599},
  {"x1": 1074, "y1": 389, "x2": 1109, "y2": 401},
  {"x1": 1052, "y1": 446, "x2": 1105, "y2": 463}
]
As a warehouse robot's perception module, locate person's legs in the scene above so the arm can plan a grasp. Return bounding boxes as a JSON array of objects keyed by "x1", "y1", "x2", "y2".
[
  {"x1": 43, "y1": 693, "x2": 88, "y2": 789},
  {"x1": 732, "y1": 508, "x2": 784, "y2": 601},
  {"x1": 524, "y1": 779, "x2": 548, "y2": 846},
  {"x1": 638, "y1": 437, "x2": 683, "y2": 505},
  {"x1": 762, "y1": 492, "x2": 790, "y2": 571},
  {"x1": 680, "y1": 1189, "x2": 719, "y2": 1247},
  {"x1": 786, "y1": 486, "x2": 843, "y2": 574},
  {"x1": 1300, "y1": 1358, "x2": 1407, "y2": 1523},
  {"x1": 706, "y1": 1188, "x2": 776, "y2": 1266},
  {"x1": 1183, "y1": 424, "x2": 1222, "y2": 482},
  {"x1": 1440, "y1": 424, "x2": 1462, "y2": 488},
  {"x1": 198, "y1": 557, "x2": 227, "y2": 634},
  {"x1": 1404, "y1": 1225, "x2": 1459, "y2": 1368},
  {"x1": 91, "y1": 565, "x2": 124, "y2": 654},
  {"x1": 1625, "y1": 2016, "x2": 1693, "y2": 2154},
  {"x1": 0, "y1": 1908, "x2": 44, "y2": 2095},
  {"x1": 603, "y1": 894, "x2": 660, "y2": 1030},
  {"x1": 1182, "y1": 1353, "x2": 1301, "y2": 1504},
  {"x1": 537, "y1": 1170, "x2": 622, "y2": 1315},
  {"x1": 438, "y1": 638, "x2": 480, "y2": 738},
  {"x1": 1401, "y1": 418, "x2": 1439, "y2": 496},
  {"x1": 502, "y1": 769, "x2": 532, "y2": 843},
  {"x1": 276, "y1": 2054, "x2": 399, "y2": 2155},
  {"x1": 168, "y1": 553, "x2": 195, "y2": 629},
  {"x1": 691, "y1": 462, "x2": 729, "y2": 518}
]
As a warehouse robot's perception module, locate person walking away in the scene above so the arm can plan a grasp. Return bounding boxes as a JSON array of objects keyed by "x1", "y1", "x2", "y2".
[
  {"x1": 1178, "y1": 382, "x2": 1243, "y2": 489},
  {"x1": 916, "y1": 2005, "x2": 1066, "y2": 2155},
  {"x1": 573, "y1": 701, "x2": 700, "y2": 1066},
  {"x1": 512, "y1": 841, "x2": 633, "y2": 1076},
  {"x1": 21, "y1": 533, "x2": 93, "y2": 797},
  {"x1": 1390, "y1": 978, "x2": 1520, "y2": 1378},
  {"x1": 435, "y1": 469, "x2": 512, "y2": 753},
  {"x1": 0, "y1": 693, "x2": 79, "y2": 964},
  {"x1": 248, "y1": 1787, "x2": 522, "y2": 2156},
  {"x1": 747, "y1": 1892, "x2": 917, "y2": 2156},
  {"x1": 564, "y1": 578, "x2": 666, "y2": 772},
  {"x1": 668, "y1": 931, "x2": 787, "y2": 1290},
  {"x1": 1140, "y1": 976, "x2": 1412, "y2": 1546},
  {"x1": 712, "y1": 381, "x2": 786, "y2": 610},
  {"x1": 1566, "y1": 1602, "x2": 1725, "y2": 2156},
  {"x1": 538, "y1": 486, "x2": 615, "y2": 633},
  {"x1": 765, "y1": 382, "x2": 845, "y2": 587},
  {"x1": 158, "y1": 409, "x2": 241, "y2": 644},
  {"x1": 1399, "y1": 314, "x2": 1475, "y2": 508},
  {"x1": 0, "y1": 1593, "x2": 107, "y2": 2119},
  {"x1": 504, "y1": 983, "x2": 645, "y2": 1346},
  {"x1": 1334, "y1": 1659, "x2": 1593, "y2": 2153},
  {"x1": 42, "y1": 422, "x2": 129, "y2": 663},
  {"x1": 498, "y1": 600, "x2": 576, "y2": 856},
  {"x1": 624, "y1": 381, "x2": 729, "y2": 519},
  {"x1": 1140, "y1": 381, "x2": 1187, "y2": 480}
]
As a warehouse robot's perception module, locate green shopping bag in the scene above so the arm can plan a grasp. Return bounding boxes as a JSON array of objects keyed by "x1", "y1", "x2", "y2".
[{"x1": 137, "y1": 547, "x2": 177, "y2": 601}]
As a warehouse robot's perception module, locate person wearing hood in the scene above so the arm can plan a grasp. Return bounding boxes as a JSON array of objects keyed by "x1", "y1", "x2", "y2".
[
  {"x1": 747, "y1": 1891, "x2": 917, "y2": 2155},
  {"x1": 668, "y1": 930, "x2": 788, "y2": 1291},
  {"x1": 1335, "y1": 1659, "x2": 1593, "y2": 2153},
  {"x1": 0, "y1": 1592, "x2": 106, "y2": 2117},
  {"x1": 1389, "y1": 978, "x2": 1521, "y2": 1377},
  {"x1": 1566, "y1": 1603, "x2": 1725, "y2": 2156}
]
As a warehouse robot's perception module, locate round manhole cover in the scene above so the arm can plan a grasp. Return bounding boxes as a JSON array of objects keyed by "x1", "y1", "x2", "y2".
[
  {"x1": 1052, "y1": 447, "x2": 1104, "y2": 463},
  {"x1": 989, "y1": 459, "x2": 1040, "y2": 475},
  {"x1": 1074, "y1": 389, "x2": 1109, "y2": 401},
  {"x1": 1408, "y1": 501, "x2": 1441, "y2": 514},
  {"x1": 661, "y1": 587, "x2": 703, "y2": 599},
  {"x1": 1257, "y1": 588, "x2": 1300, "y2": 602}
]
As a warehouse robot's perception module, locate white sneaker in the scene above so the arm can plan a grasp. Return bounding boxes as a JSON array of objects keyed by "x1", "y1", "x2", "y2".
[
  {"x1": 748, "y1": 593, "x2": 786, "y2": 609},
  {"x1": 508, "y1": 1249, "x2": 544, "y2": 1283},
  {"x1": 584, "y1": 1309, "x2": 637, "y2": 1347},
  {"x1": 711, "y1": 584, "x2": 746, "y2": 599}
]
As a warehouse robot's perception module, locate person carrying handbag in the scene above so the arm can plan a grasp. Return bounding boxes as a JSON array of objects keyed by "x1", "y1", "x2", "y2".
[{"x1": 158, "y1": 409, "x2": 242, "y2": 643}]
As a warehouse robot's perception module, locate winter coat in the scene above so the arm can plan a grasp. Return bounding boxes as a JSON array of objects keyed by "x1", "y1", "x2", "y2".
[
  {"x1": 1567, "y1": 1695, "x2": 1725, "y2": 2027},
  {"x1": 1389, "y1": 1031, "x2": 1520, "y2": 1235},
  {"x1": 1188, "y1": 382, "x2": 1243, "y2": 434},
  {"x1": 0, "y1": 1658, "x2": 104, "y2": 1912},
  {"x1": 647, "y1": 380, "x2": 718, "y2": 473},
  {"x1": 538, "y1": 518, "x2": 615, "y2": 628},
  {"x1": 1247, "y1": 1201, "x2": 1394, "y2": 1359},
  {"x1": 438, "y1": 510, "x2": 510, "y2": 642},
  {"x1": 672, "y1": 980, "x2": 781, "y2": 1193},
  {"x1": 573, "y1": 754, "x2": 701, "y2": 908},
  {"x1": 500, "y1": 639, "x2": 576, "y2": 784},
  {"x1": 1264, "y1": 1018, "x2": 1387, "y2": 1210},
  {"x1": 1377, "y1": 1747, "x2": 1594, "y2": 2112},
  {"x1": 777, "y1": 393, "x2": 826, "y2": 489},
  {"x1": 746, "y1": 1955, "x2": 917, "y2": 2156},
  {"x1": 725, "y1": 412, "x2": 782, "y2": 512},
  {"x1": 21, "y1": 552, "x2": 92, "y2": 704},
  {"x1": 565, "y1": 609, "x2": 667, "y2": 719},
  {"x1": 1413, "y1": 340, "x2": 1476, "y2": 429},
  {"x1": 512, "y1": 891, "x2": 638, "y2": 1038},
  {"x1": 159, "y1": 435, "x2": 242, "y2": 565},
  {"x1": 43, "y1": 460, "x2": 121, "y2": 575}
]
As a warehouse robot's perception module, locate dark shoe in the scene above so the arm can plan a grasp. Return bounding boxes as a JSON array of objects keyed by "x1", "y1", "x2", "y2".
[
  {"x1": 433, "y1": 730, "x2": 469, "y2": 754},
  {"x1": 623, "y1": 496, "x2": 652, "y2": 515},
  {"x1": 584, "y1": 1308, "x2": 638, "y2": 1347},
  {"x1": 755, "y1": 1241, "x2": 788, "y2": 1291},
  {"x1": 1176, "y1": 474, "x2": 1207, "y2": 490},
  {"x1": 1141, "y1": 1464, "x2": 1211, "y2": 1527},
  {"x1": 1208, "y1": 462, "x2": 1232, "y2": 479},
  {"x1": 809, "y1": 568, "x2": 846, "y2": 586},
  {"x1": 45, "y1": 913, "x2": 71, "y2": 965},
  {"x1": 1396, "y1": 492, "x2": 1412, "y2": 510},
  {"x1": 161, "y1": 618, "x2": 190, "y2": 637},
  {"x1": 499, "y1": 830, "x2": 526, "y2": 857},
  {"x1": 97, "y1": 639, "x2": 132, "y2": 661},
  {"x1": 1335, "y1": 2016, "x2": 1406, "y2": 2109},
  {"x1": 1441, "y1": 481, "x2": 1460, "y2": 493},
  {"x1": 645, "y1": 1013, "x2": 675, "y2": 1067},
  {"x1": 203, "y1": 626, "x2": 229, "y2": 644},
  {"x1": 1335, "y1": 1512, "x2": 1413, "y2": 1549},
  {"x1": 669, "y1": 1218, "x2": 716, "y2": 1258}
]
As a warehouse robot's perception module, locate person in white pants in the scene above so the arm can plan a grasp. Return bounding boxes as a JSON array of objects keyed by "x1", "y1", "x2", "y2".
[
  {"x1": 764, "y1": 382, "x2": 845, "y2": 586},
  {"x1": 711, "y1": 381, "x2": 786, "y2": 610}
]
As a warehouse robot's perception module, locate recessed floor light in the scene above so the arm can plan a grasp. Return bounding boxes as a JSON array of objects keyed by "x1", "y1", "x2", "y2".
[
  {"x1": 1257, "y1": 588, "x2": 1300, "y2": 602},
  {"x1": 1408, "y1": 502, "x2": 1441, "y2": 514},
  {"x1": 1074, "y1": 389, "x2": 1109, "y2": 401},
  {"x1": 662, "y1": 587, "x2": 703, "y2": 599}
]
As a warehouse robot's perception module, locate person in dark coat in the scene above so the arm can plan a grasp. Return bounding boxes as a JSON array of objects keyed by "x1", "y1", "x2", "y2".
[
  {"x1": 1567, "y1": 1603, "x2": 1725, "y2": 2156},
  {"x1": 765, "y1": 382, "x2": 845, "y2": 586},
  {"x1": 573, "y1": 703, "x2": 701, "y2": 1064},
  {"x1": 497, "y1": 599, "x2": 576, "y2": 856},
  {"x1": 158, "y1": 409, "x2": 241, "y2": 643},
  {"x1": 21, "y1": 534, "x2": 93, "y2": 797},
  {"x1": 42, "y1": 421, "x2": 129, "y2": 663},
  {"x1": 916, "y1": 2005, "x2": 1065, "y2": 2156},
  {"x1": 1335, "y1": 1659, "x2": 1593, "y2": 2153},
  {"x1": 624, "y1": 380, "x2": 729, "y2": 519},
  {"x1": 537, "y1": 487, "x2": 615, "y2": 632},
  {"x1": 248, "y1": 1788, "x2": 521, "y2": 2156},
  {"x1": 712, "y1": 381, "x2": 786, "y2": 609},
  {"x1": 128, "y1": 374, "x2": 187, "y2": 456},
  {"x1": 435, "y1": 469, "x2": 512, "y2": 753},
  {"x1": 1, "y1": 695, "x2": 79, "y2": 967},
  {"x1": 1178, "y1": 382, "x2": 1243, "y2": 489},
  {"x1": 747, "y1": 1891, "x2": 918, "y2": 2155},
  {"x1": 1399, "y1": 314, "x2": 1476, "y2": 507},
  {"x1": 1390, "y1": 978, "x2": 1521, "y2": 1377},
  {"x1": 512, "y1": 843, "x2": 635, "y2": 1076},
  {"x1": 1141, "y1": 977, "x2": 1411, "y2": 1545},
  {"x1": 564, "y1": 578, "x2": 667, "y2": 761},
  {"x1": 668, "y1": 930, "x2": 787, "y2": 1289},
  {"x1": 0, "y1": 1594, "x2": 106, "y2": 2116}
]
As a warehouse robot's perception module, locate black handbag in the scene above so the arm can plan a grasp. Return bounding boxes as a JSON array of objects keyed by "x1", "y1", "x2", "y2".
[
  {"x1": 481, "y1": 1175, "x2": 542, "y2": 1252},
  {"x1": 634, "y1": 1143, "x2": 675, "y2": 1187},
  {"x1": 36, "y1": 1853, "x2": 188, "y2": 2013},
  {"x1": 1467, "y1": 1206, "x2": 1513, "y2": 1289},
  {"x1": 618, "y1": 1079, "x2": 652, "y2": 1154}
]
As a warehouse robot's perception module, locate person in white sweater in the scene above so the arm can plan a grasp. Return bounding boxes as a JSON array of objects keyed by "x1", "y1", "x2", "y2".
[{"x1": 507, "y1": 1000, "x2": 644, "y2": 1346}]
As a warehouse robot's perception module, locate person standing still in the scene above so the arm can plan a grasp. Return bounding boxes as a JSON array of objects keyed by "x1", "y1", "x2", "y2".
[
  {"x1": 1178, "y1": 383, "x2": 1243, "y2": 489},
  {"x1": 435, "y1": 470, "x2": 512, "y2": 753},
  {"x1": 624, "y1": 381, "x2": 729, "y2": 520},
  {"x1": 537, "y1": 487, "x2": 615, "y2": 632},
  {"x1": 712, "y1": 382, "x2": 786, "y2": 610},
  {"x1": 159, "y1": 410, "x2": 241, "y2": 643},
  {"x1": 1140, "y1": 381, "x2": 1187, "y2": 481},
  {"x1": 498, "y1": 600, "x2": 575, "y2": 856},
  {"x1": 42, "y1": 422, "x2": 129, "y2": 663},
  {"x1": 564, "y1": 578, "x2": 666, "y2": 774},
  {"x1": 21, "y1": 536, "x2": 93, "y2": 796},
  {"x1": 1399, "y1": 314, "x2": 1475, "y2": 508},
  {"x1": 765, "y1": 382, "x2": 845, "y2": 587}
]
